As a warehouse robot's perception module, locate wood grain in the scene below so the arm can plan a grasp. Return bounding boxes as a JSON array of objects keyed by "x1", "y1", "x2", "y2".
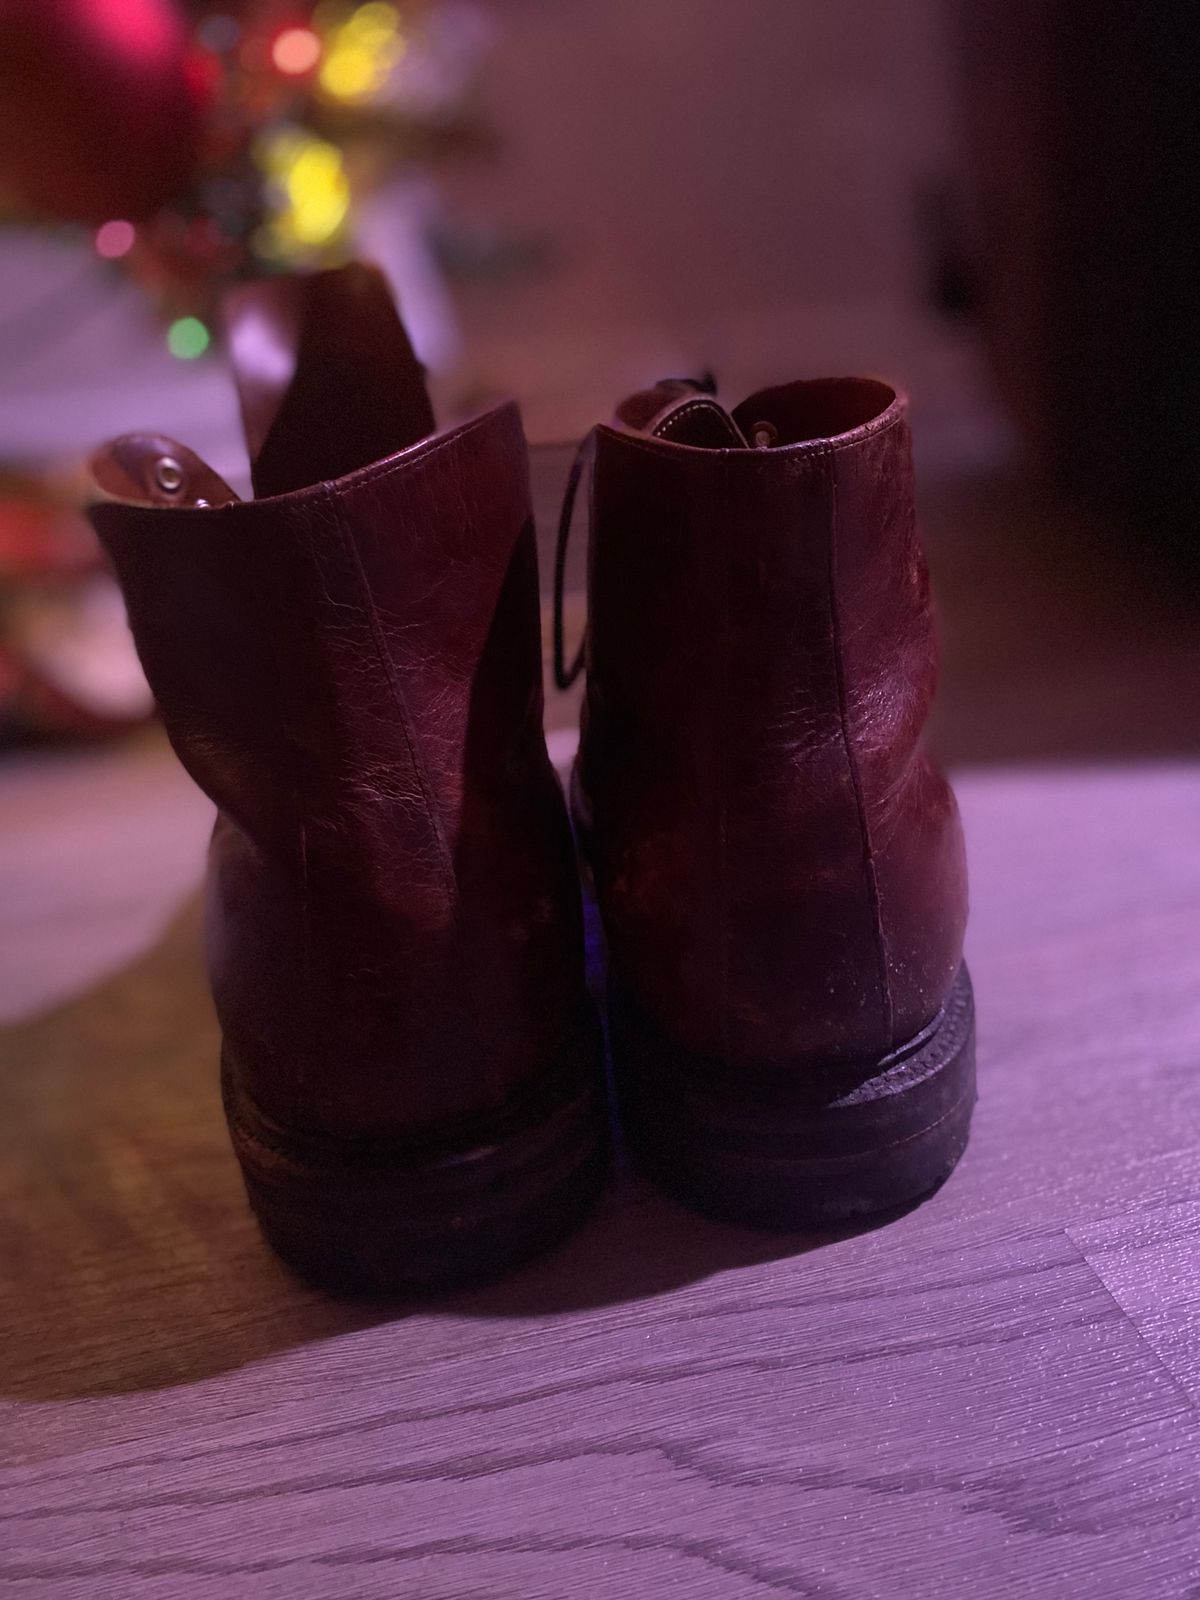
[{"x1": 2, "y1": 460, "x2": 1199, "y2": 1596}]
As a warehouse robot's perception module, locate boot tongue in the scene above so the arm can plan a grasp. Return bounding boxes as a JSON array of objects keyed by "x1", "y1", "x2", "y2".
[
  {"x1": 88, "y1": 434, "x2": 240, "y2": 507},
  {"x1": 616, "y1": 379, "x2": 749, "y2": 448},
  {"x1": 222, "y1": 262, "x2": 436, "y2": 499}
]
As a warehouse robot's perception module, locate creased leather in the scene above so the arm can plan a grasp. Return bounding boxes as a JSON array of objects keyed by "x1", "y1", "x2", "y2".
[
  {"x1": 90, "y1": 270, "x2": 587, "y2": 1141},
  {"x1": 577, "y1": 380, "x2": 966, "y2": 1066}
]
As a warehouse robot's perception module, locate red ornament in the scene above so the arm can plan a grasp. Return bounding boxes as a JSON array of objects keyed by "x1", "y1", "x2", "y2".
[{"x1": 0, "y1": 0, "x2": 207, "y2": 223}]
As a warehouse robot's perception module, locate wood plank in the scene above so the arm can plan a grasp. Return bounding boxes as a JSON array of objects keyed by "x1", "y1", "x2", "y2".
[
  {"x1": 2, "y1": 757, "x2": 1199, "y2": 1595},
  {"x1": 1072, "y1": 1202, "x2": 1200, "y2": 1411},
  {"x1": 1, "y1": 1205, "x2": 1196, "y2": 1596}
]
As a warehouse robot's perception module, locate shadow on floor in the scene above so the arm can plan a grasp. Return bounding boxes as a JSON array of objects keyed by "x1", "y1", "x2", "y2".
[{"x1": 0, "y1": 896, "x2": 892, "y2": 1402}]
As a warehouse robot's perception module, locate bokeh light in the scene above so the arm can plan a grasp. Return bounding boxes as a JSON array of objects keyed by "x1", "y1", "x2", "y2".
[
  {"x1": 256, "y1": 126, "x2": 351, "y2": 256},
  {"x1": 272, "y1": 26, "x2": 322, "y2": 76},
  {"x1": 94, "y1": 220, "x2": 136, "y2": 260},
  {"x1": 87, "y1": 0, "x2": 183, "y2": 70},
  {"x1": 197, "y1": 12, "x2": 240, "y2": 53},
  {"x1": 319, "y1": 2, "x2": 404, "y2": 104},
  {"x1": 166, "y1": 317, "x2": 211, "y2": 359}
]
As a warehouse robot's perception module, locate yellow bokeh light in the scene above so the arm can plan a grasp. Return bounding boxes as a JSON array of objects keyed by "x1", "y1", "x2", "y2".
[
  {"x1": 356, "y1": 3, "x2": 400, "y2": 29},
  {"x1": 255, "y1": 126, "x2": 351, "y2": 257},
  {"x1": 318, "y1": 1, "x2": 405, "y2": 103},
  {"x1": 320, "y1": 43, "x2": 379, "y2": 100},
  {"x1": 286, "y1": 144, "x2": 351, "y2": 244}
]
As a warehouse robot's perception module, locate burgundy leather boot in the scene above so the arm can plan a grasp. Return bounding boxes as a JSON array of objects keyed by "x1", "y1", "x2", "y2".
[
  {"x1": 89, "y1": 265, "x2": 608, "y2": 1291},
  {"x1": 560, "y1": 377, "x2": 974, "y2": 1228}
]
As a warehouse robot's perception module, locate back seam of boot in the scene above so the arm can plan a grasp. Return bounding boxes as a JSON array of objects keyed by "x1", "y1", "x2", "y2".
[
  {"x1": 325, "y1": 479, "x2": 459, "y2": 911},
  {"x1": 823, "y1": 441, "x2": 894, "y2": 1043},
  {"x1": 717, "y1": 449, "x2": 732, "y2": 1063}
]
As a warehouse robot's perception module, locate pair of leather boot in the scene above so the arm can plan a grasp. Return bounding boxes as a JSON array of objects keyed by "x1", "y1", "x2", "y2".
[{"x1": 89, "y1": 265, "x2": 974, "y2": 1293}]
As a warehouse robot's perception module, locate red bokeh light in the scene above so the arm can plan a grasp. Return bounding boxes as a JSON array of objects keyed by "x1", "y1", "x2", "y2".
[{"x1": 272, "y1": 26, "x2": 321, "y2": 76}]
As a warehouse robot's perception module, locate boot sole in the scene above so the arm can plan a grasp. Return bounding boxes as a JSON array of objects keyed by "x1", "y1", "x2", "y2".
[
  {"x1": 222, "y1": 1015, "x2": 610, "y2": 1294},
  {"x1": 610, "y1": 965, "x2": 976, "y2": 1229}
]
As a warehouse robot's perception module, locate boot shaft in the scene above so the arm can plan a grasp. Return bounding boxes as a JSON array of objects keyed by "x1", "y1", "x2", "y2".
[
  {"x1": 92, "y1": 404, "x2": 544, "y2": 874},
  {"x1": 580, "y1": 378, "x2": 966, "y2": 1065},
  {"x1": 90, "y1": 273, "x2": 584, "y2": 1138}
]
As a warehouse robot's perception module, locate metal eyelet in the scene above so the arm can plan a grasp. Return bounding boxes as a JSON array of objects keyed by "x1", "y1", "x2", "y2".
[{"x1": 154, "y1": 456, "x2": 185, "y2": 495}]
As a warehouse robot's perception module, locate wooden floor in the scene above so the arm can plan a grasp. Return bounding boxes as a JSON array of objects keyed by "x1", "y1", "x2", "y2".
[{"x1": 1, "y1": 458, "x2": 1199, "y2": 1597}]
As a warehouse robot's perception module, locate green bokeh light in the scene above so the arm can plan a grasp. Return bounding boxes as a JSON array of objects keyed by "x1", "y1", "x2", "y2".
[{"x1": 167, "y1": 317, "x2": 211, "y2": 360}]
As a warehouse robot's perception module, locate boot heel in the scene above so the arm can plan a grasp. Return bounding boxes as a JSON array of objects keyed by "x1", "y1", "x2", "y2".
[
  {"x1": 223, "y1": 1017, "x2": 610, "y2": 1294},
  {"x1": 611, "y1": 966, "x2": 976, "y2": 1230}
]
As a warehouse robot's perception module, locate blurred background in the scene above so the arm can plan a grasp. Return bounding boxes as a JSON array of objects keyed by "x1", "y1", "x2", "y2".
[{"x1": 0, "y1": 0, "x2": 1197, "y2": 1017}]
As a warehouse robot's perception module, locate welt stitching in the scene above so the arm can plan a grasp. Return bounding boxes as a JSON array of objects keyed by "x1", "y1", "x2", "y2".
[
  {"x1": 609, "y1": 408, "x2": 905, "y2": 462},
  {"x1": 326, "y1": 482, "x2": 458, "y2": 908},
  {"x1": 653, "y1": 399, "x2": 743, "y2": 445},
  {"x1": 824, "y1": 443, "x2": 894, "y2": 1043}
]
